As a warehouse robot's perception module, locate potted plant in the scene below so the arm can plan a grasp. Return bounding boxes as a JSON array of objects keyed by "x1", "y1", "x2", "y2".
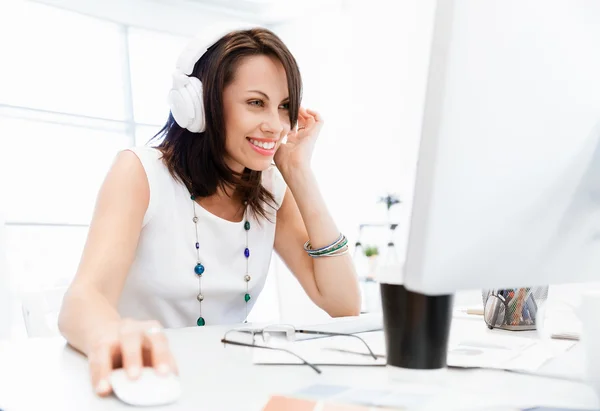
[
  {"x1": 378, "y1": 193, "x2": 402, "y2": 222},
  {"x1": 363, "y1": 245, "x2": 379, "y2": 279}
]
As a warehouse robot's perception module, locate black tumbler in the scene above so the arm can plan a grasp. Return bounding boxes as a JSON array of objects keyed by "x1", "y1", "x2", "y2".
[{"x1": 380, "y1": 283, "x2": 454, "y2": 369}]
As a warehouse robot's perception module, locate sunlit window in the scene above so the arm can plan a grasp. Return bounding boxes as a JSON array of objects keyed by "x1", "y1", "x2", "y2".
[
  {"x1": 0, "y1": 1, "x2": 191, "y2": 338},
  {"x1": 0, "y1": 1, "x2": 126, "y2": 120},
  {"x1": 128, "y1": 28, "x2": 189, "y2": 126}
]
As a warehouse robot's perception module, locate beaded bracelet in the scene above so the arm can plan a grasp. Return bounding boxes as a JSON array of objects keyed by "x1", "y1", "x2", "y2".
[
  {"x1": 304, "y1": 234, "x2": 346, "y2": 255},
  {"x1": 311, "y1": 245, "x2": 349, "y2": 258},
  {"x1": 305, "y1": 233, "x2": 344, "y2": 253},
  {"x1": 304, "y1": 234, "x2": 349, "y2": 258}
]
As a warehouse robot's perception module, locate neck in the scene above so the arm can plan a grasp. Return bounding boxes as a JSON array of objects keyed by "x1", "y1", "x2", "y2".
[
  {"x1": 215, "y1": 184, "x2": 237, "y2": 201},
  {"x1": 196, "y1": 185, "x2": 246, "y2": 223}
]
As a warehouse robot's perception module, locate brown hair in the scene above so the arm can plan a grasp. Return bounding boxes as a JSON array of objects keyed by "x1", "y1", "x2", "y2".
[{"x1": 152, "y1": 28, "x2": 302, "y2": 221}]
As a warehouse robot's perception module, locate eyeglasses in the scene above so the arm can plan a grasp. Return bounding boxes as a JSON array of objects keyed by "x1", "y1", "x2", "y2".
[{"x1": 220, "y1": 324, "x2": 378, "y2": 374}]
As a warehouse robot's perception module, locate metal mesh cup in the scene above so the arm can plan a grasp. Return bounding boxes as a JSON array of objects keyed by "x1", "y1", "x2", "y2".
[{"x1": 482, "y1": 286, "x2": 549, "y2": 331}]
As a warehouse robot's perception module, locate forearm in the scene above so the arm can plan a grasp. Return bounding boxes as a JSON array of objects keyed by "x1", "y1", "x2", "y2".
[
  {"x1": 283, "y1": 168, "x2": 361, "y2": 316},
  {"x1": 58, "y1": 284, "x2": 121, "y2": 355}
]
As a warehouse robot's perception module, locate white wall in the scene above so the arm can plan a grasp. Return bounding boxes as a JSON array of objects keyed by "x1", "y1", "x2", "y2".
[
  {"x1": 268, "y1": 0, "x2": 438, "y2": 322},
  {"x1": 0, "y1": 197, "x2": 15, "y2": 340},
  {"x1": 28, "y1": 0, "x2": 344, "y2": 36},
  {"x1": 0, "y1": 214, "x2": 11, "y2": 339},
  {"x1": 268, "y1": 1, "x2": 600, "y2": 319}
]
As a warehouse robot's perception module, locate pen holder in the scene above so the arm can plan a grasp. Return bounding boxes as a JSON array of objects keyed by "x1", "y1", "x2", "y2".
[{"x1": 482, "y1": 286, "x2": 549, "y2": 331}]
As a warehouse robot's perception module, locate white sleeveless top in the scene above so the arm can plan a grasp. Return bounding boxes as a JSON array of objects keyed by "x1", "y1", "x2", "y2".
[{"x1": 117, "y1": 146, "x2": 287, "y2": 328}]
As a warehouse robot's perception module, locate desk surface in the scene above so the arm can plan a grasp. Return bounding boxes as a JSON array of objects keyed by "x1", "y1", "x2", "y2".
[{"x1": 0, "y1": 316, "x2": 598, "y2": 411}]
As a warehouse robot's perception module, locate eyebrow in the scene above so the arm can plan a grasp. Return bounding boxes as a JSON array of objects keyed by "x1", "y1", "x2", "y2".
[{"x1": 247, "y1": 90, "x2": 289, "y2": 102}]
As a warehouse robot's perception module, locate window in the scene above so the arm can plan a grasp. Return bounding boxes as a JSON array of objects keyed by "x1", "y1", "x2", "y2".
[
  {"x1": 0, "y1": 1, "x2": 190, "y2": 339},
  {"x1": 0, "y1": 2, "x2": 126, "y2": 120},
  {"x1": 128, "y1": 28, "x2": 189, "y2": 125},
  {"x1": 135, "y1": 124, "x2": 163, "y2": 147},
  {"x1": 0, "y1": 116, "x2": 130, "y2": 225},
  {"x1": 4, "y1": 225, "x2": 89, "y2": 292}
]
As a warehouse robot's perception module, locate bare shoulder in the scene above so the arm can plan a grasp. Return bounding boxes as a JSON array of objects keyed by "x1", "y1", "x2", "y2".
[
  {"x1": 96, "y1": 149, "x2": 150, "y2": 213},
  {"x1": 110, "y1": 149, "x2": 150, "y2": 186},
  {"x1": 65, "y1": 149, "x2": 154, "y2": 305},
  {"x1": 113, "y1": 149, "x2": 150, "y2": 181}
]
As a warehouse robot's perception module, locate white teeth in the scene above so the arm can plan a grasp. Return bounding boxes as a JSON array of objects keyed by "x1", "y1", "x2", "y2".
[{"x1": 249, "y1": 139, "x2": 275, "y2": 150}]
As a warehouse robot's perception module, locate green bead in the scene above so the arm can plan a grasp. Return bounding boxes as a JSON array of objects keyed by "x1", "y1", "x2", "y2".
[
  {"x1": 190, "y1": 194, "x2": 196, "y2": 200},
  {"x1": 244, "y1": 293, "x2": 251, "y2": 302},
  {"x1": 196, "y1": 317, "x2": 205, "y2": 326},
  {"x1": 244, "y1": 221, "x2": 250, "y2": 231}
]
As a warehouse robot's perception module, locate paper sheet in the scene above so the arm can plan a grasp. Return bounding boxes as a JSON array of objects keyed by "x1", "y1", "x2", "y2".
[
  {"x1": 253, "y1": 330, "x2": 576, "y2": 373},
  {"x1": 294, "y1": 383, "x2": 438, "y2": 410}
]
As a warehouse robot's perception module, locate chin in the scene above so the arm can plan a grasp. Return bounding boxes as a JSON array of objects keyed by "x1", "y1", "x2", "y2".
[{"x1": 243, "y1": 158, "x2": 274, "y2": 172}]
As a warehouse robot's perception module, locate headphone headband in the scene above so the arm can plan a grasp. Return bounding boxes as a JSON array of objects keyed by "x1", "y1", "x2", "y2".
[
  {"x1": 176, "y1": 22, "x2": 249, "y2": 74},
  {"x1": 175, "y1": 36, "x2": 212, "y2": 75}
]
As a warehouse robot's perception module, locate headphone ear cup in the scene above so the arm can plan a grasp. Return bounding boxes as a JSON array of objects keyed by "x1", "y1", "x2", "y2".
[
  {"x1": 168, "y1": 75, "x2": 196, "y2": 130},
  {"x1": 186, "y1": 77, "x2": 206, "y2": 133}
]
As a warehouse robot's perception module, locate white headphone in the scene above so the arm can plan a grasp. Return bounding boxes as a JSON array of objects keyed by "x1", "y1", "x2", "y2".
[
  {"x1": 168, "y1": 36, "x2": 212, "y2": 133},
  {"x1": 168, "y1": 25, "x2": 253, "y2": 133}
]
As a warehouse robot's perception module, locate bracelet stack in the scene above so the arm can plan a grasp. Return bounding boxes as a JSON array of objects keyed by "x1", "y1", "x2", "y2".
[{"x1": 303, "y1": 233, "x2": 349, "y2": 258}]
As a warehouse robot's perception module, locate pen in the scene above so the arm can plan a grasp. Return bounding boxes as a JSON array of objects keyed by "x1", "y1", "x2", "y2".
[
  {"x1": 457, "y1": 307, "x2": 484, "y2": 316},
  {"x1": 551, "y1": 332, "x2": 580, "y2": 341}
]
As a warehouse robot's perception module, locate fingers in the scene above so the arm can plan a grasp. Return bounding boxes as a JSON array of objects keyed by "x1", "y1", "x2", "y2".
[
  {"x1": 300, "y1": 107, "x2": 321, "y2": 121},
  {"x1": 305, "y1": 108, "x2": 323, "y2": 123},
  {"x1": 119, "y1": 320, "x2": 143, "y2": 379},
  {"x1": 141, "y1": 322, "x2": 176, "y2": 376},
  {"x1": 297, "y1": 107, "x2": 321, "y2": 133},
  {"x1": 88, "y1": 319, "x2": 179, "y2": 399},
  {"x1": 303, "y1": 113, "x2": 316, "y2": 130},
  {"x1": 89, "y1": 339, "x2": 116, "y2": 397},
  {"x1": 296, "y1": 111, "x2": 307, "y2": 130}
]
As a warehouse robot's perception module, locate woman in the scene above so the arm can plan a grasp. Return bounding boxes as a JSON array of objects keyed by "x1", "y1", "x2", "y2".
[{"x1": 58, "y1": 27, "x2": 360, "y2": 396}]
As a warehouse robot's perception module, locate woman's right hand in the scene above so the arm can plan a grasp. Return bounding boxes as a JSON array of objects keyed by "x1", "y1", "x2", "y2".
[{"x1": 87, "y1": 319, "x2": 178, "y2": 396}]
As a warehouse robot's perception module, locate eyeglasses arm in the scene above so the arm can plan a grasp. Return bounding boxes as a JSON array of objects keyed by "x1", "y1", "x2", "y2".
[
  {"x1": 220, "y1": 338, "x2": 322, "y2": 374},
  {"x1": 296, "y1": 330, "x2": 378, "y2": 360}
]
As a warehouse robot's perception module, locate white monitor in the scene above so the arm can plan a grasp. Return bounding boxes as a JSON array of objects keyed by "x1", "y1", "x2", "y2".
[{"x1": 401, "y1": 0, "x2": 600, "y2": 295}]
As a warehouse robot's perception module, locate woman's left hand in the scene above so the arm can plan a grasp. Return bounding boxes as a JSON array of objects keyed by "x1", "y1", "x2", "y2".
[{"x1": 274, "y1": 107, "x2": 323, "y2": 176}]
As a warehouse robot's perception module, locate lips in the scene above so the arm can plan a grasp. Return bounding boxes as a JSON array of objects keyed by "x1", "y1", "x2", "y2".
[
  {"x1": 247, "y1": 138, "x2": 276, "y2": 150},
  {"x1": 246, "y1": 137, "x2": 277, "y2": 156}
]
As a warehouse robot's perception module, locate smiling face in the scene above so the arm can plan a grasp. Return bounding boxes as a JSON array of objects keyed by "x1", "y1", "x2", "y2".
[{"x1": 222, "y1": 54, "x2": 292, "y2": 172}]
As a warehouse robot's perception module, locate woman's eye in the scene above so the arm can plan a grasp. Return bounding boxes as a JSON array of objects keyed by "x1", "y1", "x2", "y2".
[
  {"x1": 279, "y1": 102, "x2": 290, "y2": 110},
  {"x1": 248, "y1": 100, "x2": 264, "y2": 107}
]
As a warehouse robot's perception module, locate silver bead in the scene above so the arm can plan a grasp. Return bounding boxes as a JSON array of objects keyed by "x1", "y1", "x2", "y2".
[
  {"x1": 244, "y1": 275, "x2": 251, "y2": 282},
  {"x1": 197, "y1": 293, "x2": 204, "y2": 302},
  {"x1": 193, "y1": 217, "x2": 199, "y2": 223}
]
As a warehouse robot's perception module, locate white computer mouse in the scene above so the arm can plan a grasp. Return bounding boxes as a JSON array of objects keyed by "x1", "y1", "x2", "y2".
[{"x1": 109, "y1": 367, "x2": 182, "y2": 407}]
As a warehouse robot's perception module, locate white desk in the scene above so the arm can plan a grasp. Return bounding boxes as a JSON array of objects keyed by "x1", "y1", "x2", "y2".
[{"x1": 0, "y1": 317, "x2": 598, "y2": 411}]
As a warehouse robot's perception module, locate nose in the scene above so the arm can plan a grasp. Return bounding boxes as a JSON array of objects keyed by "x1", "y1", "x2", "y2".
[{"x1": 259, "y1": 109, "x2": 285, "y2": 136}]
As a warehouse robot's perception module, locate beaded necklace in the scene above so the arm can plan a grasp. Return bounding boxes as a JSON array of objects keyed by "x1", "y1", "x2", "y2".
[{"x1": 190, "y1": 194, "x2": 252, "y2": 326}]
